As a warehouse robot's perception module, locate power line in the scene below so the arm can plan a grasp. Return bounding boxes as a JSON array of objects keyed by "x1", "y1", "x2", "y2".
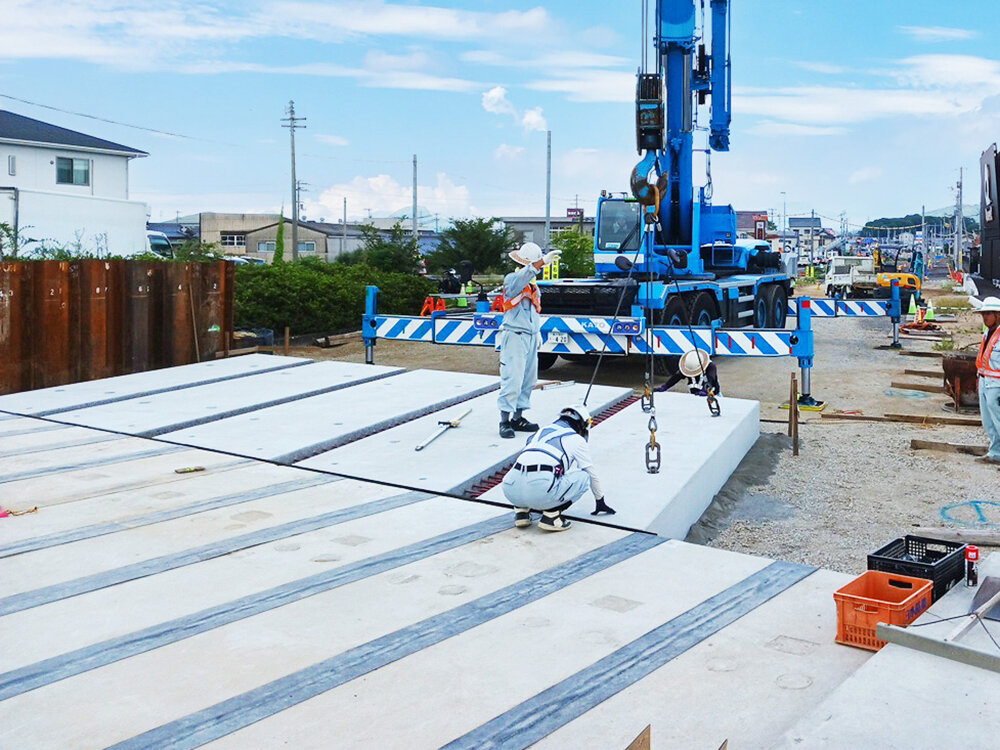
[{"x1": 0, "y1": 92, "x2": 227, "y2": 143}]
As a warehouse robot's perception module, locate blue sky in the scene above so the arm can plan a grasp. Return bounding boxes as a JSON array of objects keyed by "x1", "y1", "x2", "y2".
[{"x1": 2, "y1": 0, "x2": 999, "y2": 231}]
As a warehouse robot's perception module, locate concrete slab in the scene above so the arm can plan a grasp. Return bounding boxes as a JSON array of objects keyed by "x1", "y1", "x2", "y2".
[
  {"x1": 778, "y1": 553, "x2": 1000, "y2": 749},
  {"x1": 0, "y1": 354, "x2": 309, "y2": 417},
  {"x1": 0, "y1": 446, "x2": 251, "y2": 511},
  {"x1": 3, "y1": 363, "x2": 939, "y2": 750},
  {"x1": 49, "y1": 361, "x2": 403, "y2": 437},
  {"x1": 0, "y1": 462, "x2": 328, "y2": 551},
  {"x1": 300, "y1": 383, "x2": 632, "y2": 493},
  {"x1": 479, "y1": 392, "x2": 758, "y2": 538},
  {"x1": 162, "y1": 369, "x2": 499, "y2": 463}
]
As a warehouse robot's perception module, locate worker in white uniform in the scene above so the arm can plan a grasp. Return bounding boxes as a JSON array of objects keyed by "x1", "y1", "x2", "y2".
[
  {"x1": 976, "y1": 296, "x2": 1000, "y2": 465},
  {"x1": 497, "y1": 242, "x2": 560, "y2": 439},
  {"x1": 501, "y1": 405, "x2": 615, "y2": 532}
]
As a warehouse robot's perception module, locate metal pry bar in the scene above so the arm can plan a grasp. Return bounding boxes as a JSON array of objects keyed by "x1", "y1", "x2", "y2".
[{"x1": 414, "y1": 407, "x2": 473, "y2": 452}]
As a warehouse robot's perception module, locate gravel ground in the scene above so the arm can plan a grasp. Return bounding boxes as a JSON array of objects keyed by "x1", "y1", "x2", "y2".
[{"x1": 293, "y1": 280, "x2": 998, "y2": 574}]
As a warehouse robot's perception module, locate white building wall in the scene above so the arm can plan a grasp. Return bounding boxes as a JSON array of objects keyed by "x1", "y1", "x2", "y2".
[
  {"x1": 0, "y1": 143, "x2": 131, "y2": 199},
  {"x1": 15, "y1": 189, "x2": 148, "y2": 255}
]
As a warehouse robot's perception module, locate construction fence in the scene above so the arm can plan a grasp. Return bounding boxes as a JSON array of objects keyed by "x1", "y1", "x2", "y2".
[{"x1": 0, "y1": 260, "x2": 235, "y2": 395}]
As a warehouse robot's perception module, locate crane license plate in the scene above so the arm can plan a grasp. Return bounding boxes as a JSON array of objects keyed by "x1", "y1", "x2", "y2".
[{"x1": 548, "y1": 332, "x2": 569, "y2": 345}]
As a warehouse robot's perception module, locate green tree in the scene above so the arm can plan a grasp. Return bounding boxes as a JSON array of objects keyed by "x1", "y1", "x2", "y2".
[
  {"x1": 551, "y1": 228, "x2": 595, "y2": 278},
  {"x1": 337, "y1": 221, "x2": 421, "y2": 274},
  {"x1": 273, "y1": 212, "x2": 285, "y2": 264},
  {"x1": 424, "y1": 217, "x2": 514, "y2": 274}
]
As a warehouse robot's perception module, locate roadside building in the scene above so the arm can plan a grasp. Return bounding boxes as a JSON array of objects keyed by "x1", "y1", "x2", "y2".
[
  {"x1": 789, "y1": 216, "x2": 824, "y2": 263},
  {"x1": 500, "y1": 213, "x2": 595, "y2": 247},
  {"x1": 0, "y1": 109, "x2": 148, "y2": 255}
]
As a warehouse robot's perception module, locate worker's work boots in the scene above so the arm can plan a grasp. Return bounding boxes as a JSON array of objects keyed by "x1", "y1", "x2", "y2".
[
  {"x1": 513, "y1": 508, "x2": 532, "y2": 528},
  {"x1": 509, "y1": 414, "x2": 539, "y2": 432},
  {"x1": 538, "y1": 510, "x2": 571, "y2": 532},
  {"x1": 499, "y1": 418, "x2": 515, "y2": 439}
]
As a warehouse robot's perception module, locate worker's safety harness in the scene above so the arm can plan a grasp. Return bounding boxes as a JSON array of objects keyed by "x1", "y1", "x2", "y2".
[
  {"x1": 978, "y1": 326, "x2": 1000, "y2": 380},
  {"x1": 502, "y1": 283, "x2": 541, "y2": 313}
]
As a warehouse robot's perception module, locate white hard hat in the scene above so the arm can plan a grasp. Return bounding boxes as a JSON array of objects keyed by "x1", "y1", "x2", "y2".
[
  {"x1": 977, "y1": 296, "x2": 1000, "y2": 313},
  {"x1": 678, "y1": 349, "x2": 711, "y2": 378},
  {"x1": 509, "y1": 242, "x2": 543, "y2": 266},
  {"x1": 559, "y1": 404, "x2": 592, "y2": 430}
]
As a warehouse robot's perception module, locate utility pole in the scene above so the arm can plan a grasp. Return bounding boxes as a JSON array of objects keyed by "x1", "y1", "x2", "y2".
[
  {"x1": 920, "y1": 205, "x2": 926, "y2": 267},
  {"x1": 282, "y1": 101, "x2": 306, "y2": 262},
  {"x1": 955, "y1": 167, "x2": 963, "y2": 268},
  {"x1": 342, "y1": 197, "x2": 347, "y2": 257},
  {"x1": 545, "y1": 130, "x2": 552, "y2": 249},
  {"x1": 412, "y1": 154, "x2": 418, "y2": 243}
]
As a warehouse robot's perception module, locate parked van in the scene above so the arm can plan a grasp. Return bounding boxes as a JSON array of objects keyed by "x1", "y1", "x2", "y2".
[{"x1": 146, "y1": 230, "x2": 173, "y2": 259}]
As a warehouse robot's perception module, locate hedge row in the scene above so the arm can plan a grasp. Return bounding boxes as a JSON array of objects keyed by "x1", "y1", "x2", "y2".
[{"x1": 234, "y1": 260, "x2": 436, "y2": 335}]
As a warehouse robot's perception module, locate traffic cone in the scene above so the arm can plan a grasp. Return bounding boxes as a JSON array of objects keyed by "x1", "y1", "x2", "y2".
[
  {"x1": 907, "y1": 295, "x2": 917, "y2": 316},
  {"x1": 925, "y1": 299, "x2": 935, "y2": 321}
]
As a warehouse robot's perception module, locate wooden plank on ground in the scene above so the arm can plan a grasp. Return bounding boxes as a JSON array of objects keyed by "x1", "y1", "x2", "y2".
[
  {"x1": 899, "y1": 350, "x2": 944, "y2": 358},
  {"x1": 891, "y1": 381, "x2": 948, "y2": 394},
  {"x1": 884, "y1": 413, "x2": 981, "y2": 426},
  {"x1": 820, "y1": 413, "x2": 890, "y2": 423},
  {"x1": 625, "y1": 725, "x2": 652, "y2": 750},
  {"x1": 910, "y1": 528, "x2": 1000, "y2": 546},
  {"x1": 903, "y1": 369, "x2": 942, "y2": 378},
  {"x1": 910, "y1": 438, "x2": 987, "y2": 456}
]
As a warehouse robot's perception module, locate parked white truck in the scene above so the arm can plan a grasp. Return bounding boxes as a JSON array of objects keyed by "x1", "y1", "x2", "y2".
[{"x1": 824, "y1": 255, "x2": 877, "y2": 297}]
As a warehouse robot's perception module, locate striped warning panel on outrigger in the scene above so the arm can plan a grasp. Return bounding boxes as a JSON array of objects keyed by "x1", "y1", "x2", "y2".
[
  {"x1": 837, "y1": 300, "x2": 889, "y2": 316},
  {"x1": 633, "y1": 327, "x2": 713, "y2": 355},
  {"x1": 714, "y1": 330, "x2": 793, "y2": 357},
  {"x1": 433, "y1": 319, "x2": 496, "y2": 346},
  {"x1": 787, "y1": 298, "x2": 837, "y2": 317},
  {"x1": 375, "y1": 316, "x2": 434, "y2": 342}
]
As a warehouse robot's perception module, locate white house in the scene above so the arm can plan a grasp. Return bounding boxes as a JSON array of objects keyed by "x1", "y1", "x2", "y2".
[{"x1": 0, "y1": 110, "x2": 149, "y2": 255}]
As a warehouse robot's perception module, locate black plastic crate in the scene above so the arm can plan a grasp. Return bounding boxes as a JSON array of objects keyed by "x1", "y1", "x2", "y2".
[{"x1": 867, "y1": 535, "x2": 966, "y2": 602}]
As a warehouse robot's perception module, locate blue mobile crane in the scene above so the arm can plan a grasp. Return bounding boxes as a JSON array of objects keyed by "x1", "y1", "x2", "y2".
[
  {"x1": 538, "y1": 0, "x2": 792, "y2": 336},
  {"x1": 362, "y1": 0, "x2": 903, "y2": 412}
]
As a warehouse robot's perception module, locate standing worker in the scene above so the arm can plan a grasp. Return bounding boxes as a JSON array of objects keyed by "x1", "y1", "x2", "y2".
[
  {"x1": 497, "y1": 241, "x2": 560, "y2": 439},
  {"x1": 976, "y1": 296, "x2": 1000, "y2": 465},
  {"x1": 501, "y1": 405, "x2": 615, "y2": 531}
]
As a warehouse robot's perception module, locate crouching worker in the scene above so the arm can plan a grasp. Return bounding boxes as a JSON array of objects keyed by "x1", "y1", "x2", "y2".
[
  {"x1": 656, "y1": 349, "x2": 721, "y2": 397},
  {"x1": 501, "y1": 405, "x2": 615, "y2": 532}
]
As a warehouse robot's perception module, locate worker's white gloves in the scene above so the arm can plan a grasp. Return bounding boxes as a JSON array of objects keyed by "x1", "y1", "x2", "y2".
[{"x1": 542, "y1": 250, "x2": 561, "y2": 266}]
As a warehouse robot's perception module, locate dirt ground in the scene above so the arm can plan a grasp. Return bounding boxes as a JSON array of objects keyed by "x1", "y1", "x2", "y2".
[{"x1": 286, "y1": 278, "x2": 997, "y2": 574}]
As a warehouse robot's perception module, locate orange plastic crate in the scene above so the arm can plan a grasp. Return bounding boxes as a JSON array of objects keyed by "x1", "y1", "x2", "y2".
[{"x1": 834, "y1": 570, "x2": 933, "y2": 651}]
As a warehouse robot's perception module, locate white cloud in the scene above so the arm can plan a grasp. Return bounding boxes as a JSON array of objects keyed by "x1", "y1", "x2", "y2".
[
  {"x1": 521, "y1": 107, "x2": 547, "y2": 132},
  {"x1": 482, "y1": 86, "x2": 516, "y2": 116},
  {"x1": 899, "y1": 26, "x2": 978, "y2": 43},
  {"x1": 895, "y1": 54, "x2": 1000, "y2": 88},
  {"x1": 795, "y1": 62, "x2": 847, "y2": 75},
  {"x1": 307, "y1": 172, "x2": 471, "y2": 221},
  {"x1": 316, "y1": 134, "x2": 349, "y2": 147},
  {"x1": 527, "y1": 70, "x2": 633, "y2": 103},
  {"x1": 750, "y1": 121, "x2": 848, "y2": 137},
  {"x1": 849, "y1": 167, "x2": 883, "y2": 185},
  {"x1": 271, "y1": 2, "x2": 552, "y2": 42},
  {"x1": 494, "y1": 144, "x2": 525, "y2": 161},
  {"x1": 363, "y1": 49, "x2": 431, "y2": 72},
  {"x1": 482, "y1": 86, "x2": 548, "y2": 132}
]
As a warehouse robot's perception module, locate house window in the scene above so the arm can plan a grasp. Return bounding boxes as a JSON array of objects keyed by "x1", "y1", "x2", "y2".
[
  {"x1": 297, "y1": 241, "x2": 316, "y2": 253},
  {"x1": 7, "y1": 155, "x2": 14, "y2": 176},
  {"x1": 220, "y1": 234, "x2": 246, "y2": 248},
  {"x1": 56, "y1": 157, "x2": 90, "y2": 186},
  {"x1": 257, "y1": 241, "x2": 276, "y2": 253}
]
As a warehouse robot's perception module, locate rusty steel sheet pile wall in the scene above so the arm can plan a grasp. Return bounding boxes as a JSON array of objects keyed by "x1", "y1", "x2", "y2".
[{"x1": 0, "y1": 260, "x2": 234, "y2": 395}]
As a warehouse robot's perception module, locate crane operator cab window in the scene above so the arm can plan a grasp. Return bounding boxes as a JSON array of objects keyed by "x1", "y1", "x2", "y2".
[{"x1": 598, "y1": 201, "x2": 641, "y2": 253}]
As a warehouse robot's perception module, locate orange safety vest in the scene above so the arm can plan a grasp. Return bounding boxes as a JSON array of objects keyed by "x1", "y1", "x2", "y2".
[
  {"x1": 502, "y1": 283, "x2": 541, "y2": 313},
  {"x1": 978, "y1": 326, "x2": 1000, "y2": 379}
]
